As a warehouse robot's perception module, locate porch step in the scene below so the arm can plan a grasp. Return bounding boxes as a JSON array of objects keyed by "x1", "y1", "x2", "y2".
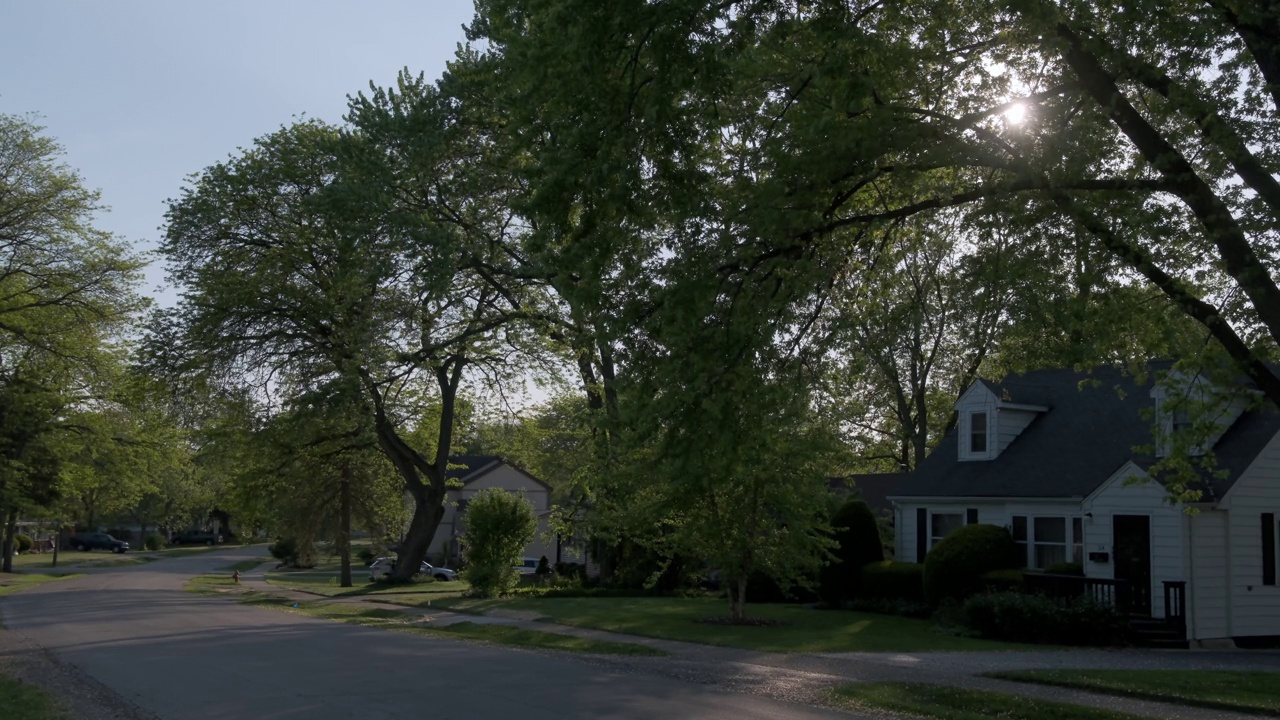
[{"x1": 1128, "y1": 618, "x2": 1189, "y2": 649}]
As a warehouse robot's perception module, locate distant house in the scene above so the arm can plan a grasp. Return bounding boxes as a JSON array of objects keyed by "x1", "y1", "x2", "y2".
[
  {"x1": 828, "y1": 473, "x2": 904, "y2": 517},
  {"x1": 428, "y1": 455, "x2": 571, "y2": 566},
  {"x1": 890, "y1": 364, "x2": 1280, "y2": 647}
]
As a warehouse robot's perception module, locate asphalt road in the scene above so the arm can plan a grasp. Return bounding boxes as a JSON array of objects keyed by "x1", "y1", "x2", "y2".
[{"x1": 0, "y1": 547, "x2": 857, "y2": 720}]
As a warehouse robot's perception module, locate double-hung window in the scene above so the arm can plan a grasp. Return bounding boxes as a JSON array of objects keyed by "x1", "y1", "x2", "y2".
[
  {"x1": 970, "y1": 412, "x2": 988, "y2": 453},
  {"x1": 930, "y1": 512, "x2": 964, "y2": 548},
  {"x1": 1010, "y1": 515, "x2": 1082, "y2": 569}
]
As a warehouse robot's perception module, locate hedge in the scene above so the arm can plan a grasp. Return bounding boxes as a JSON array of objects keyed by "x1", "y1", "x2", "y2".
[
  {"x1": 961, "y1": 591, "x2": 1129, "y2": 646},
  {"x1": 923, "y1": 524, "x2": 1021, "y2": 606},
  {"x1": 859, "y1": 561, "x2": 925, "y2": 604},
  {"x1": 820, "y1": 499, "x2": 885, "y2": 604}
]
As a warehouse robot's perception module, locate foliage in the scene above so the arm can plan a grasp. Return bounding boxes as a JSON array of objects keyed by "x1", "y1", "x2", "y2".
[
  {"x1": 820, "y1": 499, "x2": 885, "y2": 605},
  {"x1": 460, "y1": 488, "x2": 537, "y2": 598},
  {"x1": 143, "y1": 534, "x2": 165, "y2": 551},
  {"x1": 979, "y1": 569, "x2": 1027, "y2": 594},
  {"x1": 860, "y1": 561, "x2": 926, "y2": 604},
  {"x1": 923, "y1": 525, "x2": 1021, "y2": 606},
  {"x1": 14, "y1": 534, "x2": 32, "y2": 553},
  {"x1": 269, "y1": 537, "x2": 299, "y2": 566},
  {"x1": 0, "y1": 673, "x2": 70, "y2": 720},
  {"x1": 961, "y1": 592, "x2": 1129, "y2": 646},
  {"x1": 1044, "y1": 562, "x2": 1084, "y2": 576}
]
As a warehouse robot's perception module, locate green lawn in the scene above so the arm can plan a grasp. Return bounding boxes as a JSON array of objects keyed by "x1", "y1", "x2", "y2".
[
  {"x1": 184, "y1": 575, "x2": 663, "y2": 656},
  {"x1": 9, "y1": 551, "x2": 150, "y2": 569},
  {"x1": 431, "y1": 596, "x2": 1028, "y2": 652},
  {"x1": 0, "y1": 573, "x2": 77, "y2": 597},
  {"x1": 0, "y1": 674, "x2": 70, "y2": 720},
  {"x1": 829, "y1": 683, "x2": 1153, "y2": 720},
  {"x1": 987, "y1": 669, "x2": 1280, "y2": 716}
]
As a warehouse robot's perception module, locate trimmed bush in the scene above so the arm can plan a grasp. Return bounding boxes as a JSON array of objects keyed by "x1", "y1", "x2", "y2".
[
  {"x1": 923, "y1": 524, "x2": 1021, "y2": 606},
  {"x1": 980, "y1": 568, "x2": 1026, "y2": 594},
  {"x1": 460, "y1": 487, "x2": 537, "y2": 598},
  {"x1": 820, "y1": 499, "x2": 886, "y2": 605},
  {"x1": 144, "y1": 534, "x2": 166, "y2": 551},
  {"x1": 356, "y1": 548, "x2": 377, "y2": 565},
  {"x1": 269, "y1": 537, "x2": 298, "y2": 565},
  {"x1": 859, "y1": 561, "x2": 925, "y2": 604},
  {"x1": 1044, "y1": 561, "x2": 1084, "y2": 576},
  {"x1": 961, "y1": 591, "x2": 1129, "y2": 646},
  {"x1": 15, "y1": 534, "x2": 33, "y2": 553}
]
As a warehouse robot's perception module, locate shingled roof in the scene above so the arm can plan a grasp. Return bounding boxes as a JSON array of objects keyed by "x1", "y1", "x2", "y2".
[{"x1": 895, "y1": 365, "x2": 1280, "y2": 502}]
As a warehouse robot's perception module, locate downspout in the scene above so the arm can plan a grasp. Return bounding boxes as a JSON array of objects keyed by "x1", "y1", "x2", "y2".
[{"x1": 1186, "y1": 511, "x2": 1197, "y2": 642}]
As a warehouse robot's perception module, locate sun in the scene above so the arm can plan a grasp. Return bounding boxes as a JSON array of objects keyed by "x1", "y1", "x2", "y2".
[{"x1": 1004, "y1": 102, "x2": 1027, "y2": 125}]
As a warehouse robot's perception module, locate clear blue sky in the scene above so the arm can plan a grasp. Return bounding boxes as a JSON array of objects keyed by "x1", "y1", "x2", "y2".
[{"x1": 1, "y1": 0, "x2": 476, "y2": 304}]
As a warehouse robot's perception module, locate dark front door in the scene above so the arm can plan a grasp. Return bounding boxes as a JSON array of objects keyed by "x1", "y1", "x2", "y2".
[{"x1": 1113, "y1": 515, "x2": 1152, "y2": 615}]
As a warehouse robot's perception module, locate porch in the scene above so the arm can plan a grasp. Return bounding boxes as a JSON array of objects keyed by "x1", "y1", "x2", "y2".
[{"x1": 1022, "y1": 573, "x2": 1188, "y2": 648}]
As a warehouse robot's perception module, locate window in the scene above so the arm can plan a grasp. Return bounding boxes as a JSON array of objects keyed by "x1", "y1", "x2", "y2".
[
  {"x1": 970, "y1": 412, "x2": 988, "y2": 453},
  {"x1": 1011, "y1": 516, "x2": 1028, "y2": 568},
  {"x1": 930, "y1": 513, "x2": 964, "y2": 548}
]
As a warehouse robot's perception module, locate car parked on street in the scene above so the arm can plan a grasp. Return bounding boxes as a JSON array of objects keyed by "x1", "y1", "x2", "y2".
[
  {"x1": 70, "y1": 533, "x2": 129, "y2": 553},
  {"x1": 367, "y1": 557, "x2": 457, "y2": 583}
]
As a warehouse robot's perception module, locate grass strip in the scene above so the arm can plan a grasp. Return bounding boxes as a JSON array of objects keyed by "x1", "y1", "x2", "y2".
[
  {"x1": 0, "y1": 573, "x2": 77, "y2": 597},
  {"x1": 986, "y1": 669, "x2": 1280, "y2": 717},
  {"x1": 265, "y1": 571, "x2": 468, "y2": 598},
  {"x1": 0, "y1": 673, "x2": 71, "y2": 720},
  {"x1": 429, "y1": 596, "x2": 1029, "y2": 653},
  {"x1": 829, "y1": 682, "x2": 1153, "y2": 720},
  {"x1": 183, "y1": 575, "x2": 666, "y2": 656}
]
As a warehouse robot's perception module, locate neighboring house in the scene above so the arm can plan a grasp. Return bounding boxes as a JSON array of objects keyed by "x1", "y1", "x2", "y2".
[
  {"x1": 828, "y1": 473, "x2": 904, "y2": 517},
  {"x1": 428, "y1": 455, "x2": 570, "y2": 566},
  {"x1": 890, "y1": 364, "x2": 1280, "y2": 647}
]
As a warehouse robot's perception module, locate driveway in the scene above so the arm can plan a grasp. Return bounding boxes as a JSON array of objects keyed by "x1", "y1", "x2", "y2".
[{"x1": 0, "y1": 547, "x2": 857, "y2": 720}]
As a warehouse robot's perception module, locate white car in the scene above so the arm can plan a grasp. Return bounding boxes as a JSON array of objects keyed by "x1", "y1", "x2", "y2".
[{"x1": 367, "y1": 557, "x2": 457, "y2": 582}]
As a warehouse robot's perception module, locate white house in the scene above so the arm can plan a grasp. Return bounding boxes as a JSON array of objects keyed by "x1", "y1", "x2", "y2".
[
  {"x1": 890, "y1": 364, "x2": 1280, "y2": 648},
  {"x1": 428, "y1": 455, "x2": 570, "y2": 566}
]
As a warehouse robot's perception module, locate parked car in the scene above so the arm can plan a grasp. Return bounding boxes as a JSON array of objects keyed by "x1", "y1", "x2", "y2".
[
  {"x1": 70, "y1": 533, "x2": 129, "y2": 553},
  {"x1": 170, "y1": 530, "x2": 223, "y2": 546},
  {"x1": 367, "y1": 557, "x2": 457, "y2": 582}
]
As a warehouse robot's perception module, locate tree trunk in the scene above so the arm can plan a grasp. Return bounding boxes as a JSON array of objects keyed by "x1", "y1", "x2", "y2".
[
  {"x1": 1, "y1": 507, "x2": 18, "y2": 573},
  {"x1": 729, "y1": 576, "x2": 748, "y2": 622},
  {"x1": 339, "y1": 467, "x2": 352, "y2": 588}
]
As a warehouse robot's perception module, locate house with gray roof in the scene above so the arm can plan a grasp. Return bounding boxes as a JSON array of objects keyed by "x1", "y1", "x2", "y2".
[{"x1": 890, "y1": 364, "x2": 1280, "y2": 647}]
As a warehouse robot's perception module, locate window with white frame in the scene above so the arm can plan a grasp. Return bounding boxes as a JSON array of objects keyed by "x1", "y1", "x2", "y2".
[
  {"x1": 930, "y1": 512, "x2": 964, "y2": 548},
  {"x1": 970, "y1": 411, "x2": 988, "y2": 453},
  {"x1": 1010, "y1": 515, "x2": 1083, "y2": 569}
]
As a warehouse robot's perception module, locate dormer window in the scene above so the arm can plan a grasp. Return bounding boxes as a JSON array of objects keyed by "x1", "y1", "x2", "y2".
[{"x1": 970, "y1": 412, "x2": 988, "y2": 453}]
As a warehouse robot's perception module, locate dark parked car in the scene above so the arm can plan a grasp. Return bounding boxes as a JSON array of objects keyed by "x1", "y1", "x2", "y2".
[
  {"x1": 170, "y1": 530, "x2": 223, "y2": 546},
  {"x1": 70, "y1": 533, "x2": 129, "y2": 553}
]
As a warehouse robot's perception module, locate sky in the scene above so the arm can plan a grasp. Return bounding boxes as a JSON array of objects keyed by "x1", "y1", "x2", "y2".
[{"x1": 1, "y1": 0, "x2": 477, "y2": 305}]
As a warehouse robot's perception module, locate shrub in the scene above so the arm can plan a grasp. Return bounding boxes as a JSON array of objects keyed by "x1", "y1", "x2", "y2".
[
  {"x1": 15, "y1": 534, "x2": 33, "y2": 553},
  {"x1": 460, "y1": 488, "x2": 537, "y2": 598},
  {"x1": 819, "y1": 499, "x2": 885, "y2": 605},
  {"x1": 535, "y1": 555, "x2": 552, "y2": 576},
  {"x1": 356, "y1": 548, "x2": 377, "y2": 565},
  {"x1": 144, "y1": 534, "x2": 166, "y2": 551},
  {"x1": 923, "y1": 524, "x2": 1021, "y2": 606},
  {"x1": 1044, "y1": 561, "x2": 1084, "y2": 576},
  {"x1": 859, "y1": 561, "x2": 925, "y2": 603},
  {"x1": 980, "y1": 568, "x2": 1026, "y2": 594},
  {"x1": 269, "y1": 537, "x2": 298, "y2": 565},
  {"x1": 961, "y1": 592, "x2": 1129, "y2": 646},
  {"x1": 554, "y1": 561, "x2": 586, "y2": 581}
]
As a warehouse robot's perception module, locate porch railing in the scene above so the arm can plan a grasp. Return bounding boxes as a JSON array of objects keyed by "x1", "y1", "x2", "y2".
[
  {"x1": 1163, "y1": 580, "x2": 1187, "y2": 634},
  {"x1": 1023, "y1": 573, "x2": 1132, "y2": 612}
]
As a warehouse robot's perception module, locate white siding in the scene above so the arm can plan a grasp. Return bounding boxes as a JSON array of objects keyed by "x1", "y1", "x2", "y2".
[
  {"x1": 995, "y1": 409, "x2": 1038, "y2": 454},
  {"x1": 1220, "y1": 429, "x2": 1280, "y2": 638},
  {"x1": 896, "y1": 500, "x2": 1082, "y2": 564},
  {"x1": 1188, "y1": 510, "x2": 1230, "y2": 639},
  {"x1": 427, "y1": 464, "x2": 553, "y2": 562},
  {"x1": 1082, "y1": 465, "x2": 1185, "y2": 619}
]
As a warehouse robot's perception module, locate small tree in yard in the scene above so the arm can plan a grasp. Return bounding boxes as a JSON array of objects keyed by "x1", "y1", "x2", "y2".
[
  {"x1": 819, "y1": 499, "x2": 885, "y2": 606},
  {"x1": 460, "y1": 488, "x2": 537, "y2": 598}
]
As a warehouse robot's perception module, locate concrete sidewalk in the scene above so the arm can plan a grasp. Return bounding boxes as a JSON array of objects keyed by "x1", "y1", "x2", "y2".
[{"x1": 229, "y1": 564, "x2": 1277, "y2": 720}]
